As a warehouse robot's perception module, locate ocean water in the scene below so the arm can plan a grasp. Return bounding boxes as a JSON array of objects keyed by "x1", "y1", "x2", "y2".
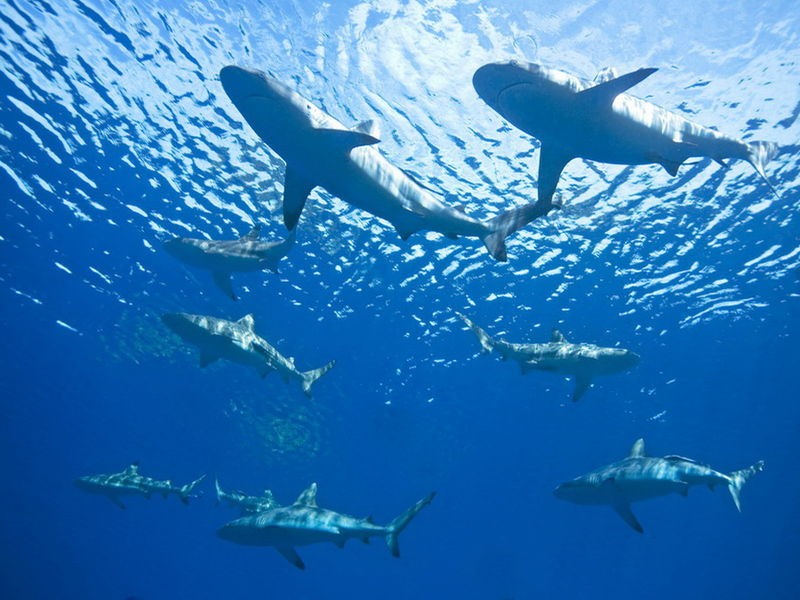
[{"x1": 1, "y1": 0, "x2": 798, "y2": 598}]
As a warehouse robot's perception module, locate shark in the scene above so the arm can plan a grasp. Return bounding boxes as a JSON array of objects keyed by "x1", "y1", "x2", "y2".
[
  {"x1": 164, "y1": 225, "x2": 295, "y2": 300},
  {"x1": 555, "y1": 438, "x2": 765, "y2": 533},
  {"x1": 472, "y1": 61, "x2": 780, "y2": 209},
  {"x1": 219, "y1": 65, "x2": 549, "y2": 261},
  {"x1": 217, "y1": 482, "x2": 435, "y2": 570},
  {"x1": 215, "y1": 477, "x2": 280, "y2": 515},
  {"x1": 161, "y1": 312, "x2": 334, "y2": 397},
  {"x1": 74, "y1": 463, "x2": 205, "y2": 510},
  {"x1": 457, "y1": 313, "x2": 638, "y2": 401}
]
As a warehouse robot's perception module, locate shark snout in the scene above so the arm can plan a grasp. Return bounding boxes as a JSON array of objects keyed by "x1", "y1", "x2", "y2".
[
  {"x1": 161, "y1": 312, "x2": 194, "y2": 336},
  {"x1": 473, "y1": 61, "x2": 540, "y2": 107},
  {"x1": 220, "y1": 65, "x2": 286, "y2": 103}
]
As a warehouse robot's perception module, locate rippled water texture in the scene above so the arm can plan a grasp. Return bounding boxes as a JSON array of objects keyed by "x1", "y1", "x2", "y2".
[{"x1": 1, "y1": 0, "x2": 798, "y2": 333}]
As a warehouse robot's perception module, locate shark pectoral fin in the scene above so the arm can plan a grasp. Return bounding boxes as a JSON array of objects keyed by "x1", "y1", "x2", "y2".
[
  {"x1": 677, "y1": 482, "x2": 690, "y2": 497},
  {"x1": 361, "y1": 537, "x2": 370, "y2": 544},
  {"x1": 350, "y1": 119, "x2": 381, "y2": 141},
  {"x1": 283, "y1": 167, "x2": 316, "y2": 230},
  {"x1": 109, "y1": 496, "x2": 126, "y2": 510},
  {"x1": 612, "y1": 501, "x2": 643, "y2": 533},
  {"x1": 572, "y1": 376, "x2": 592, "y2": 402},
  {"x1": 276, "y1": 546, "x2": 305, "y2": 570},
  {"x1": 334, "y1": 538, "x2": 346, "y2": 549},
  {"x1": 578, "y1": 67, "x2": 658, "y2": 109},
  {"x1": 538, "y1": 145, "x2": 574, "y2": 205},
  {"x1": 211, "y1": 271, "x2": 237, "y2": 301},
  {"x1": 199, "y1": 350, "x2": 219, "y2": 368},
  {"x1": 317, "y1": 127, "x2": 380, "y2": 150},
  {"x1": 257, "y1": 364, "x2": 272, "y2": 379}
]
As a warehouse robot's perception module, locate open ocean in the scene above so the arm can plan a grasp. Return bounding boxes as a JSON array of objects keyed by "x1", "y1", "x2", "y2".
[{"x1": 1, "y1": 1, "x2": 798, "y2": 598}]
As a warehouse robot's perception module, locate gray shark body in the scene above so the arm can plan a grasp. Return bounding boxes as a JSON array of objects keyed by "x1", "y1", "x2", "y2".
[
  {"x1": 219, "y1": 65, "x2": 548, "y2": 261},
  {"x1": 215, "y1": 478, "x2": 279, "y2": 515},
  {"x1": 458, "y1": 313, "x2": 638, "y2": 401},
  {"x1": 164, "y1": 225, "x2": 295, "y2": 300},
  {"x1": 161, "y1": 312, "x2": 334, "y2": 397},
  {"x1": 74, "y1": 463, "x2": 205, "y2": 509},
  {"x1": 217, "y1": 482, "x2": 435, "y2": 569},
  {"x1": 472, "y1": 61, "x2": 779, "y2": 208},
  {"x1": 555, "y1": 439, "x2": 764, "y2": 533}
]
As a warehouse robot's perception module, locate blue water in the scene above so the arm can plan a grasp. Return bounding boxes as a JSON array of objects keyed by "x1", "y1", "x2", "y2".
[{"x1": 1, "y1": 0, "x2": 799, "y2": 598}]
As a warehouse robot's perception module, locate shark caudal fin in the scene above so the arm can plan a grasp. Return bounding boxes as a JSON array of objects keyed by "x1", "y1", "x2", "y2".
[
  {"x1": 456, "y1": 312, "x2": 495, "y2": 354},
  {"x1": 179, "y1": 475, "x2": 206, "y2": 505},
  {"x1": 482, "y1": 201, "x2": 553, "y2": 261},
  {"x1": 214, "y1": 477, "x2": 223, "y2": 506},
  {"x1": 386, "y1": 492, "x2": 435, "y2": 558},
  {"x1": 300, "y1": 360, "x2": 335, "y2": 397},
  {"x1": 746, "y1": 141, "x2": 780, "y2": 198},
  {"x1": 727, "y1": 460, "x2": 764, "y2": 512}
]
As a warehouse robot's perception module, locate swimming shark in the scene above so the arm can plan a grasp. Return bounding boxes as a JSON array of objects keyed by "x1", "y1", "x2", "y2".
[
  {"x1": 215, "y1": 477, "x2": 279, "y2": 515},
  {"x1": 555, "y1": 438, "x2": 764, "y2": 533},
  {"x1": 161, "y1": 312, "x2": 334, "y2": 397},
  {"x1": 457, "y1": 313, "x2": 638, "y2": 401},
  {"x1": 164, "y1": 225, "x2": 295, "y2": 300},
  {"x1": 472, "y1": 61, "x2": 779, "y2": 209},
  {"x1": 217, "y1": 482, "x2": 435, "y2": 570},
  {"x1": 219, "y1": 65, "x2": 548, "y2": 261},
  {"x1": 74, "y1": 463, "x2": 205, "y2": 510}
]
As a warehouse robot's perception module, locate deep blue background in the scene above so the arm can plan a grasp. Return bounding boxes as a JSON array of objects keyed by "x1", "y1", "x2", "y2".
[{"x1": 1, "y1": 1, "x2": 799, "y2": 598}]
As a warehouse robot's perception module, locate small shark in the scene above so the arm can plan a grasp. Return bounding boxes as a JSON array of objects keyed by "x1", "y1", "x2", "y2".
[
  {"x1": 161, "y1": 312, "x2": 334, "y2": 397},
  {"x1": 74, "y1": 463, "x2": 205, "y2": 510},
  {"x1": 164, "y1": 225, "x2": 295, "y2": 300},
  {"x1": 219, "y1": 65, "x2": 548, "y2": 261},
  {"x1": 215, "y1": 477, "x2": 279, "y2": 515},
  {"x1": 457, "y1": 313, "x2": 638, "y2": 401},
  {"x1": 555, "y1": 438, "x2": 765, "y2": 533},
  {"x1": 472, "y1": 61, "x2": 779, "y2": 208},
  {"x1": 217, "y1": 482, "x2": 435, "y2": 570}
]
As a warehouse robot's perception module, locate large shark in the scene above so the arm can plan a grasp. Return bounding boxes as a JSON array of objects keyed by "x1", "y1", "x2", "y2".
[
  {"x1": 215, "y1": 477, "x2": 279, "y2": 515},
  {"x1": 555, "y1": 438, "x2": 765, "y2": 533},
  {"x1": 161, "y1": 312, "x2": 334, "y2": 397},
  {"x1": 164, "y1": 225, "x2": 295, "y2": 300},
  {"x1": 219, "y1": 65, "x2": 548, "y2": 261},
  {"x1": 472, "y1": 61, "x2": 779, "y2": 209},
  {"x1": 457, "y1": 313, "x2": 638, "y2": 401},
  {"x1": 217, "y1": 482, "x2": 435, "y2": 570},
  {"x1": 74, "y1": 463, "x2": 205, "y2": 509}
]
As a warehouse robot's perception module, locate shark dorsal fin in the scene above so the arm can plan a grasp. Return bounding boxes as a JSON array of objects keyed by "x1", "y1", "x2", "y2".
[
  {"x1": 241, "y1": 225, "x2": 261, "y2": 241},
  {"x1": 578, "y1": 67, "x2": 658, "y2": 108},
  {"x1": 593, "y1": 66, "x2": 618, "y2": 84},
  {"x1": 551, "y1": 329, "x2": 567, "y2": 343},
  {"x1": 350, "y1": 119, "x2": 381, "y2": 141},
  {"x1": 125, "y1": 463, "x2": 139, "y2": 475},
  {"x1": 237, "y1": 314, "x2": 255, "y2": 330},
  {"x1": 294, "y1": 482, "x2": 318, "y2": 507},
  {"x1": 629, "y1": 438, "x2": 646, "y2": 458}
]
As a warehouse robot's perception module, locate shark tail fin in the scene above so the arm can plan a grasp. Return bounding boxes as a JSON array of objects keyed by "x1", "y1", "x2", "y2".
[
  {"x1": 746, "y1": 141, "x2": 780, "y2": 198},
  {"x1": 179, "y1": 474, "x2": 206, "y2": 505},
  {"x1": 456, "y1": 312, "x2": 494, "y2": 354},
  {"x1": 482, "y1": 201, "x2": 552, "y2": 261},
  {"x1": 727, "y1": 460, "x2": 764, "y2": 512},
  {"x1": 386, "y1": 492, "x2": 435, "y2": 558},
  {"x1": 300, "y1": 360, "x2": 335, "y2": 397},
  {"x1": 214, "y1": 477, "x2": 223, "y2": 506}
]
